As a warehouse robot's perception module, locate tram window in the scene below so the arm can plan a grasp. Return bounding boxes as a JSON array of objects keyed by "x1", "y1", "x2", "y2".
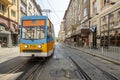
[
  {"x1": 22, "y1": 27, "x2": 45, "y2": 39},
  {"x1": 36, "y1": 28, "x2": 45, "y2": 39},
  {"x1": 47, "y1": 25, "x2": 52, "y2": 38},
  {"x1": 48, "y1": 28, "x2": 52, "y2": 38},
  {"x1": 51, "y1": 24, "x2": 54, "y2": 38},
  {"x1": 47, "y1": 20, "x2": 52, "y2": 38}
]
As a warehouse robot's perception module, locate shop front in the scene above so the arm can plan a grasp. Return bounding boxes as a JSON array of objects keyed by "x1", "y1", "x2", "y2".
[
  {"x1": 100, "y1": 8, "x2": 120, "y2": 47},
  {"x1": 80, "y1": 21, "x2": 90, "y2": 47},
  {"x1": 0, "y1": 15, "x2": 18, "y2": 48},
  {"x1": 0, "y1": 24, "x2": 12, "y2": 47}
]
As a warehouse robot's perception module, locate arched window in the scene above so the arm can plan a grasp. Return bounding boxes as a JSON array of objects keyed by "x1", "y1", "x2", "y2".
[
  {"x1": 104, "y1": 0, "x2": 109, "y2": 6},
  {"x1": 93, "y1": 0, "x2": 97, "y2": 13}
]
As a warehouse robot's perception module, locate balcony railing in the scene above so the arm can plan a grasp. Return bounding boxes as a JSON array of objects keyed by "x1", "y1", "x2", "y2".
[
  {"x1": 21, "y1": 0, "x2": 27, "y2": 5},
  {"x1": 20, "y1": 7, "x2": 27, "y2": 15}
]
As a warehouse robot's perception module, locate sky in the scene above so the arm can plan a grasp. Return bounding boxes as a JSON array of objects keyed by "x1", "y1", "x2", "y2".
[{"x1": 36, "y1": 0, "x2": 70, "y2": 37}]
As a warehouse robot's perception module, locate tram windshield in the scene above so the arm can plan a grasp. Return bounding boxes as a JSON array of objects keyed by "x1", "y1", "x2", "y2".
[{"x1": 22, "y1": 27, "x2": 45, "y2": 39}]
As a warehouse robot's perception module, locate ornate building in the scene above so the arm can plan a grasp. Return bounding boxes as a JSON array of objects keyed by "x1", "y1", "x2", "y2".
[
  {"x1": 90, "y1": 0, "x2": 120, "y2": 48},
  {"x1": 58, "y1": 21, "x2": 65, "y2": 42},
  {"x1": 64, "y1": 0, "x2": 90, "y2": 47},
  {"x1": 0, "y1": 0, "x2": 19, "y2": 47},
  {"x1": 18, "y1": 0, "x2": 42, "y2": 25}
]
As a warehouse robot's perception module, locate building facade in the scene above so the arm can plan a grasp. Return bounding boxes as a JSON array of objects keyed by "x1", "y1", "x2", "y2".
[
  {"x1": 77, "y1": 0, "x2": 90, "y2": 47},
  {"x1": 64, "y1": 0, "x2": 90, "y2": 47},
  {"x1": 18, "y1": 0, "x2": 42, "y2": 25},
  {"x1": 58, "y1": 21, "x2": 66, "y2": 42},
  {"x1": 0, "y1": 0, "x2": 42, "y2": 48},
  {"x1": 64, "y1": 0, "x2": 120, "y2": 48},
  {"x1": 0, "y1": 0, "x2": 19, "y2": 47},
  {"x1": 90, "y1": 0, "x2": 120, "y2": 48}
]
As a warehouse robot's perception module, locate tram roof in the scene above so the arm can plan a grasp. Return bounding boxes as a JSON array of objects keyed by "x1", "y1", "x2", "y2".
[{"x1": 22, "y1": 16, "x2": 48, "y2": 20}]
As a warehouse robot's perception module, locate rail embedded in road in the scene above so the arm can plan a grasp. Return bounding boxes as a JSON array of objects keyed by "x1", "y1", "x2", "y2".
[
  {"x1": 17, "y1": 57, "x2": 50, "y2": 80},
  {"x1": 69, "y1": 56, "x2": 92, "y2": 80}
]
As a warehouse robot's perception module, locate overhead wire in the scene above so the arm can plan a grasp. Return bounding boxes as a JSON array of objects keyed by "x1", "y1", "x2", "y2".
[
  {"x1": 37, "y1": 0, "x2": 44, "y2": 8},
  {"x1": 46, "y1": 0, "x2": 61, "y2": 22},
  {"x1": 38, "y1": 0, "x2": 52, "y2": 19}
]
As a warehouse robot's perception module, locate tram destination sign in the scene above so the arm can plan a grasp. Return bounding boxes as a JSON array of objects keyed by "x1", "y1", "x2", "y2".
[{"x1": 22, "y1": 20, "x2": 45, "y2": 27}]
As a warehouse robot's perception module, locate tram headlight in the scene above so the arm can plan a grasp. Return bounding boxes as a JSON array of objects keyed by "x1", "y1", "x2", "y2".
[
  {"x1": 38, "y1": 45, "x2": 41, "y2": 48},
  {"x1": 24, "y1": 45, "x2": 28, "y2": 48}
]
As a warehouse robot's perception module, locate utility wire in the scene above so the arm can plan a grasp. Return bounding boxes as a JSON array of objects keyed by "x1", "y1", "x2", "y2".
[
  {"x1": 37, "y1": 0, "x2": 61, "y2": 25},
  {"x1": 37, "y1": 0, "x2": 51, "y2": 18},
  {"x1": 46, "y1": 0, "x2": 61, "y2": 22},
  {"x1": 37, "y1": 0, "x2": 44, "y2": 9}
]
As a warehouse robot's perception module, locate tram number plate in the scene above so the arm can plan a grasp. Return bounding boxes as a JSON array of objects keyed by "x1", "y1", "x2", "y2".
[{"x1": 29, "y1": 45, "x2": 36, "y2": 48}]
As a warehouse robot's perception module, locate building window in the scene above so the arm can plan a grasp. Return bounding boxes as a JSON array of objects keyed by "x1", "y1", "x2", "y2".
[
  {"x1": 101, "y1": 15, "x2": 108, "y2": 31},
  {"x1": 93, "y1": 0, "x2": 97, "y2": 13},
  {"x1": 0, "y1": 3, "x2": 5, "y2": 12},
  {"x1": 11, "y1": 10, "x2": 16, "y2": 17},
  {"x1": 103, "y1": 0, "x2": 109, "y2": 6},
  {"x1": 29, "y1": 11, "x2": 32, "y2": 15},
  {"x1": 78, "y1": 4, "x2": 80, "y2": 11},
  {"x1": 12, "y1": 0, "x2": 15, "y2": 5},
  {"x1": 22, "y1": 0, "x2": 27, "y2": 3},
  {"x1": 33, "y1": 8, "x2": 36, "y2": 15},
  {"x1": 83, "y1": 8, "x2": 87, "y2": 17},
  {"x1": 109, "y1": 30, "x2": 120, "y2": 46},
  {"x1": 83, "y1": 0, "x2": 87, "y2": 3},
  {"x1": 29, "y1": 3, "x2": 32, "y2": 10},
  {"x1": 78, "y1": 15, "x2": 80, "y2": 21}
]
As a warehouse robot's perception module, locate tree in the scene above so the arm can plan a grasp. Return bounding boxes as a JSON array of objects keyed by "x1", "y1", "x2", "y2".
[{"x1": 71, "y1": 25, "x2": 76, "y2": 32}]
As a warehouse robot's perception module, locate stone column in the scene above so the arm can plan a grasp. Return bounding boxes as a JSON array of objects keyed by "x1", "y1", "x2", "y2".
[{"x1": 7, "y1": 34, "x2": 12, "y2": 47}]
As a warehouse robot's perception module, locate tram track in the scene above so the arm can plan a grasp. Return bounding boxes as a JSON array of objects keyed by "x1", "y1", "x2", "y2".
[
  {"x1": 69, "y1": 56, "x2": 92, "y2": 80},
  {"x1": 82, "y1": 57, "x2": 119, "y2": 80},
  {"x1": 17, "y1": 57, "x2": 50, "y2": 80},
  {"x1": 69, "y1": 56, "x2": 119, "y2": 80},
  {"x1": 20, "y1": 62, "x2": 44, "y2": 80},
  {"x1": 0, "y1": 58, "x2": 29, "y2": 80},
  {"x1": 61, "y1": 44, "x2": 119, "y2": 80}
]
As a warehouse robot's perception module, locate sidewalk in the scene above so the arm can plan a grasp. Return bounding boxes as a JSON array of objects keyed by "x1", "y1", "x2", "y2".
[
  {"x1": 64, "y1": 43, "x2": 120, "y2": 65},
  {"x1": 0, "y1": 46, "x2": 19, "y2": 54},
  {"x1": 0, "y1": 47, "x2": 19, "y2": 63}
]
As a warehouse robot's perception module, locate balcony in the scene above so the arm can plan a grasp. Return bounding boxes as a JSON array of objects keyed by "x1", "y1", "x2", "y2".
[
  {"x1": 21, "y1": 0, "x2": 27, "y2": 5},
  {"x1": 1, "y1": 0, "x2": 12, "y2": 5},
  {"x1": 20, "y1": 7, "x2": 27, "y2": 15}
]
